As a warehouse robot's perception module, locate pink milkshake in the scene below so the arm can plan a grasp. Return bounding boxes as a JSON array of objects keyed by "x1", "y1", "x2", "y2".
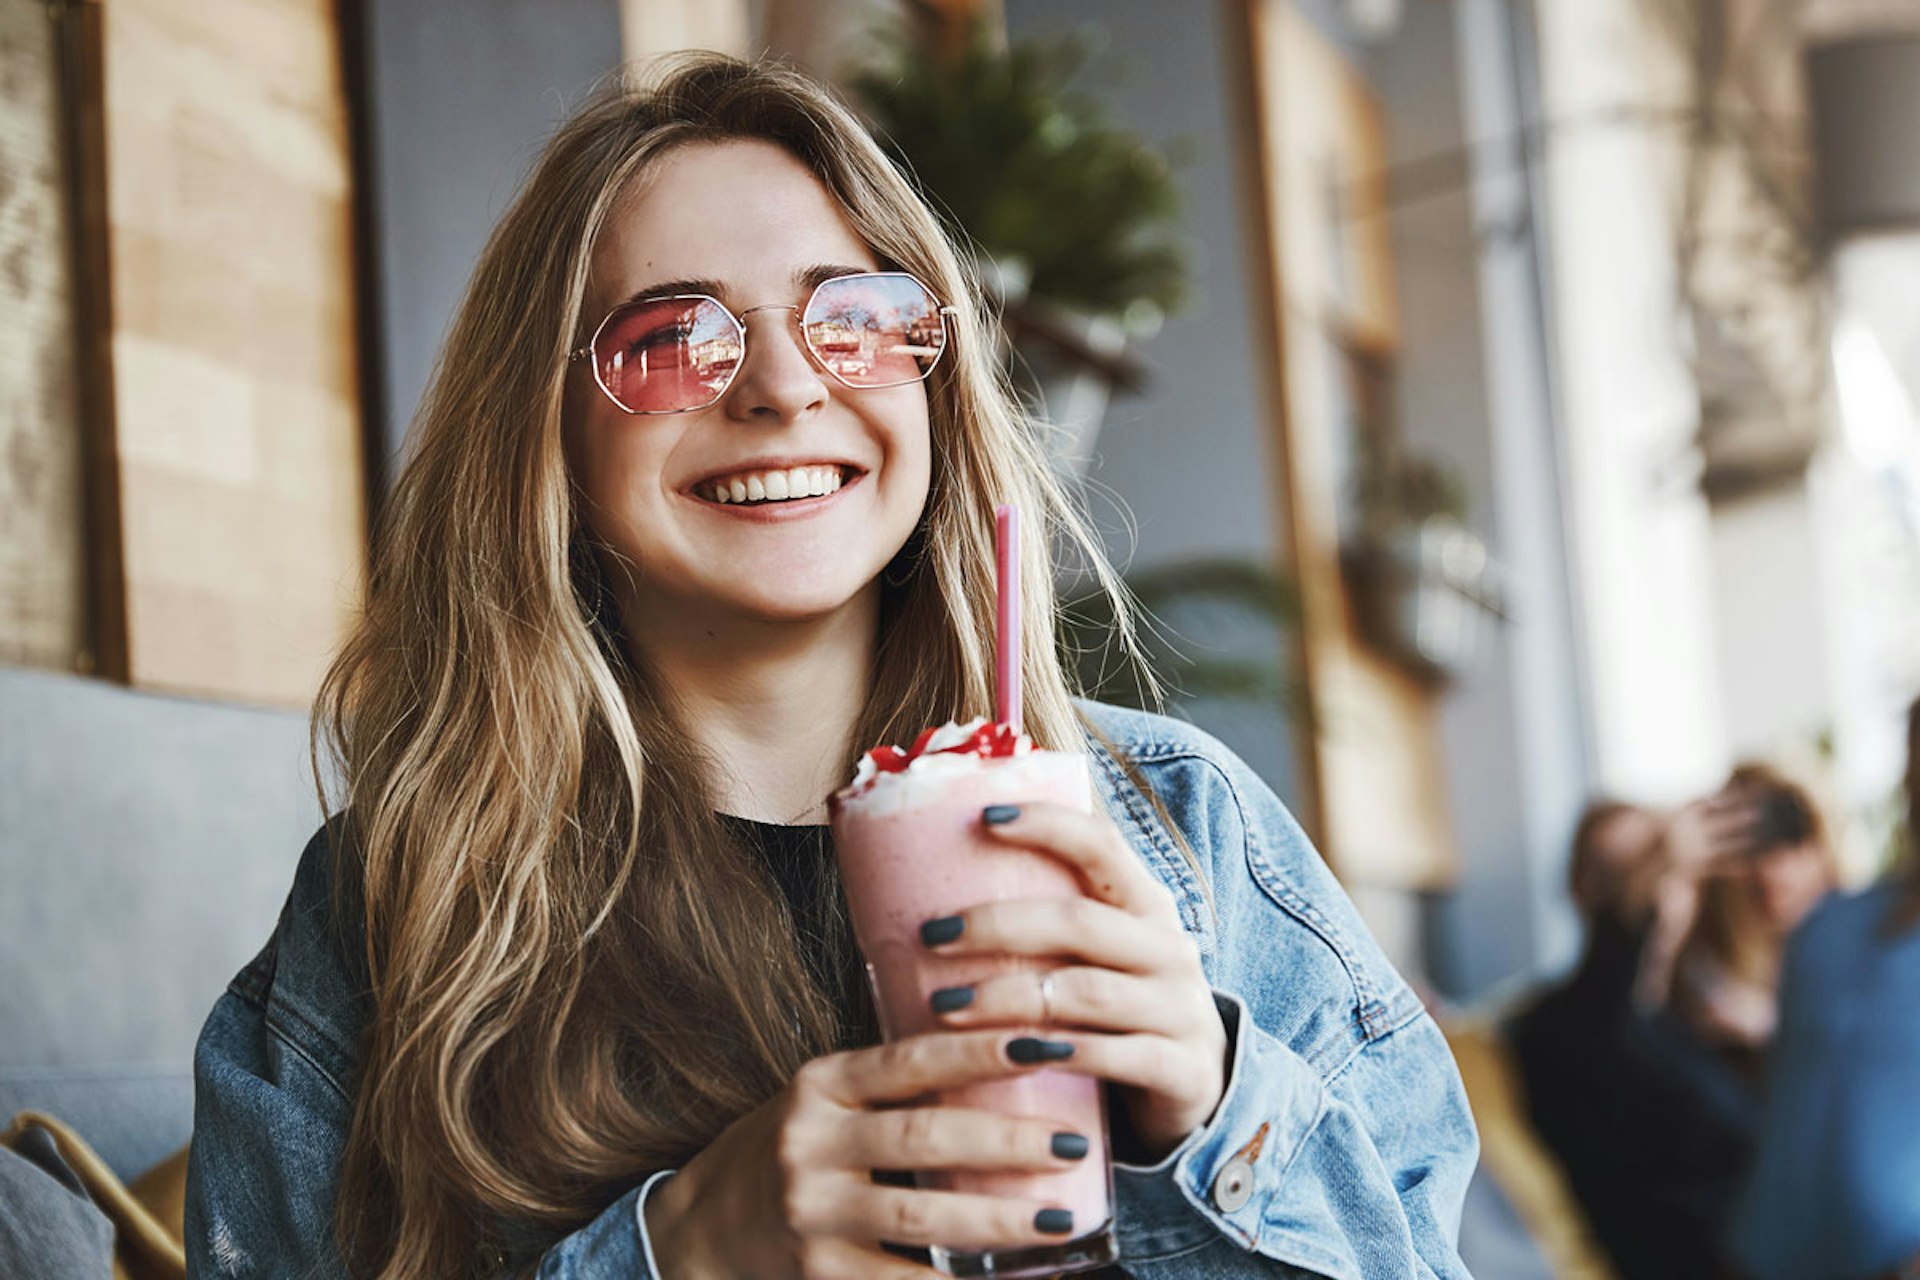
[{"x1": 831, "y1": 718, "x2": 1117, "y2": 1278}]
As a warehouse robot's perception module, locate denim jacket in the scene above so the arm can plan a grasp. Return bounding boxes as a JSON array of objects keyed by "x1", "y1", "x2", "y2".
[{"x1": 186, "y1": 703, "x2": 1477, "y2": 1278}]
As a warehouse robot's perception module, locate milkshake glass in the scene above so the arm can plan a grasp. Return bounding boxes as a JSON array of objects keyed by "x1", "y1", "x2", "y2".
[{"x1": 830, "y1": 719, "x2": 1118, "y2": 1278}]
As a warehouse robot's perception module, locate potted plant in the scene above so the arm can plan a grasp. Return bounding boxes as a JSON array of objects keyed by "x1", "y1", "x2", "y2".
[
  {"x1": 1341, "y1": 442, "x2": 1506, "y2": 685},
  {"x1": 849, "y1": 13, "x2": 1190, "y2": 474}
]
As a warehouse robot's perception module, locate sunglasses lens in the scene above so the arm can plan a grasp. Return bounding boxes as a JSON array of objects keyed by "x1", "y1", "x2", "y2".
[
  {"x1": 592, "y1": 297, "x2": 741, "y2": 412},
  {"x1": 803, "y1": 274, "x2": 948, "y2": 387}
]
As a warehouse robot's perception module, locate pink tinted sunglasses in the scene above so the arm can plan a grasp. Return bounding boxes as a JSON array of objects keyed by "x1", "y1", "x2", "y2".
[{"x1": 569, "y1": 271, "x2": 958, "y2": 415}]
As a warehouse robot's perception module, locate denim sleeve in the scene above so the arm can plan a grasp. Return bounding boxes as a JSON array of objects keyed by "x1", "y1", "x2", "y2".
[
  {"x1": 185, "y1": 967, "x2": 673, "y2": 1278},
  {"x1": 1113, "y1": 994, "x2": 1477, "y2": 1277},
  {"x1": 1106, "y1": 736, "x2": 1478, "y2": 1278}
]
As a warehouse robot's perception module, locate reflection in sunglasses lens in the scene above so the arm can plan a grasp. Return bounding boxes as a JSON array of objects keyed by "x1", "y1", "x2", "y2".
[
  {"x1": 595, "y1": 297, "x2": 741, "y2": 413},
  {"x1": 804, "y1": 274, "x2": 946, "y2": 387}
]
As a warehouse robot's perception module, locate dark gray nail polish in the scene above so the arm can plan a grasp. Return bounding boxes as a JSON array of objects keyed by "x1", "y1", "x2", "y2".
[
  {"x1": 920, "y1": 915, "x2": 965, "y2": 947},
  {"x1": 1006, "y1": 1037, "x2": 1075, "y2": 1064},
  {"x1": 1034, "y1": 1208, "x2": 1074, "y2": 1235},
  {"x1": 982, "y1": 804, "x2": 1022, "y2": 825},
  {"x1": 1050, "y1": 1132, "x2": 1090, "y2": 1160},
  {"x1": 930, "y1": 985, "x2": 976, "y2": 1014}
]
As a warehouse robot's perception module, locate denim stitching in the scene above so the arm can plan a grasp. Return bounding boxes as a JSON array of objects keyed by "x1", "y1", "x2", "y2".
[
  {"x1": 1088, "y1": 736, "x2": 1214, "y2": 939},
  {"x1": 263, "y1": 1000, "x2": 355, "y2": 1101},
  {"x1": 230, "y1": 945, "x2": 358, "y2": 1102},
  {"x1": 1205, "y1": 755, "x2": 1381, "y2": 1012},
  {"x1": 1120, "y1": 738, "x2": 1409, "y2": 1044},
  {"x1": 226, "y1": 939, "x2": 278, "y2": 1005}
]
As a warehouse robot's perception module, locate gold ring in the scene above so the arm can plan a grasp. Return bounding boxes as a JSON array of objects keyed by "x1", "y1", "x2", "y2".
[{"x1": 1039, "y1": 972, "x2": 1056, "y2": 1026}]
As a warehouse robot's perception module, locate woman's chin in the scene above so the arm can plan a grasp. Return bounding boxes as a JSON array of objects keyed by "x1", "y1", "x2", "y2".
[{"x1": 719, "y1": 579, "x2": 880, "y2": 628}]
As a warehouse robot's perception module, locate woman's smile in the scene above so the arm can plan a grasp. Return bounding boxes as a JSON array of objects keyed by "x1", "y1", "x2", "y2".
[{"x1": 689, "y1": 460, "x2": 865, "y2": 515}]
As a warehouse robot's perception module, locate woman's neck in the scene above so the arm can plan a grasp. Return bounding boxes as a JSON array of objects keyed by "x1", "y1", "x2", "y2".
[{"x1": 624, "y1": 590, "x2": 878, "y2": 825}]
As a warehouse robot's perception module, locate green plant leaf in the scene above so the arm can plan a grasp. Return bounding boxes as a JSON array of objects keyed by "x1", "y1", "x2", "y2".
[{"x1": 851, "y1": 18, "x2": 1192, "y2": 320}]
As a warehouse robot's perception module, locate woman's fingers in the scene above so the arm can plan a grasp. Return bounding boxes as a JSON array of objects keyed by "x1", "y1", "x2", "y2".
[
  {"x1": 795, "y1": 1179, "x2": 1082, "y2": 1251},
  {"x1": 804, "y1": 1029, "x2": 1053, "y2": 1107},
  {"x1": 826, "y1": 1106, "x2": 1096, "y2": 1174},
  {"x1": 980, "y1": 802, "x2": 1179, "y2": 920},
  {"x1": 931, "y1": 965, "x2": 1194, "y2": 1038},
  {"x1": 1050, "y1": 1030, "x2": 1214, "y2": 1100},
  {"x1": 1010, "y1": 1030, "x2": 1225, "y2": 1147},
  {"x1": 923, "y1": 895, "x2": 1197, "y2": 977}
]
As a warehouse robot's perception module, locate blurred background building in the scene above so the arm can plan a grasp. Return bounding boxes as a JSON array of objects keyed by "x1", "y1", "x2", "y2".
[{"x1": 5, "y1": 0, "x2": 1920, "y2": 1272}]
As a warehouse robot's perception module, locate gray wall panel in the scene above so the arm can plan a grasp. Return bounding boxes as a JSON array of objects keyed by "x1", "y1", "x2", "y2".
[
  {"x1": 363, "y1": 0, "x2": 623, "y2": 470},
  {"x1": 1004, "y1": 0, "x2": 1298, "y2": 800},
  {"x1": 0, "y1": 669, "x2": 316, "y2": 1071}
]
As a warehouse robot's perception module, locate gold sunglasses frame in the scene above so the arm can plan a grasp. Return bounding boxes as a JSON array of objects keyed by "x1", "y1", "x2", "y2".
[{"x1": 567, "y1": 271, "x2": 960, "y2": 415}]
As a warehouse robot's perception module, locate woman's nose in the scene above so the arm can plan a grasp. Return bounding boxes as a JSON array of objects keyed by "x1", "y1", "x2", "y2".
[{"x1": 723, "y1": 308, "x2": 829, "y2": 422}]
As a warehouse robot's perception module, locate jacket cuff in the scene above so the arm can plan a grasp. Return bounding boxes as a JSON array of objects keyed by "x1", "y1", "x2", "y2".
[
  {"x1": 1110, "y1": 990, "x2": 1327, "y2": 1261},
  {"x1": 634, "y1": 1169, "x2": 678, "y2": 1278},
  {"x1": 532, "y1": 1169, "x2": 674, "y2": 1277}
]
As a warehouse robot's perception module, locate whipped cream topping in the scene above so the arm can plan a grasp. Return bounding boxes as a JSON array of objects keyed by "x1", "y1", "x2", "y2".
[{"x1": 837, "y1": 717, "x2": 1033, "y2": 801}]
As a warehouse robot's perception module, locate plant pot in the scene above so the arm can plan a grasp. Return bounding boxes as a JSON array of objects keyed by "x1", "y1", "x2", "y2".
[
  {"x1": 1342, "y1": 518, "x2": 1506, "y2": 685},
  {"x1": 977, "y1": 255, "x2": 1149, "y2": 480}
]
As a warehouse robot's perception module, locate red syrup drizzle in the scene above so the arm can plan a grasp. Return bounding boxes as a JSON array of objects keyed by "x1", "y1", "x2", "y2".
[{"x1": 864, "y1": 720, "x2": 1023, "y2": 774}]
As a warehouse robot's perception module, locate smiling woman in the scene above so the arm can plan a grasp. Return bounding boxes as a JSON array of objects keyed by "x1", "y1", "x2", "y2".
[
  {"x1": 181, "y1": 54, "x2": 1477, "y2": 1280},
  {"x1": 563, "y1": 142, "x2": 938, "y2": 642}
]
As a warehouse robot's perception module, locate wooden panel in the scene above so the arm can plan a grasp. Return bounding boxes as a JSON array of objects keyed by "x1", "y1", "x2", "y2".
[
  {"x1": 619, "y1": 0, "x2": 752, "y2": 63},
  {"x1": 1240, "y1": 1, "x2": 1455, "y2": 891},
  {"x1": 0, "y1": 0, "x2": 88, "y2": 672},
  {"x1": 99, "y1": 0, "x2": 366, "y2": 706}
]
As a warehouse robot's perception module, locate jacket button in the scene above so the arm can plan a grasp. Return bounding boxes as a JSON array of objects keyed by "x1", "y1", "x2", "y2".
[{"x1": 1212, "y1": 1156, "x2": 1254, "y2": 1212}]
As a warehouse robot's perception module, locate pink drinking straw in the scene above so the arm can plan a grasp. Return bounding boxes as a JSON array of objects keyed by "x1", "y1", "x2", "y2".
[{"x1": 995, "y1": 503, "x2": 1022, "y2": 734}]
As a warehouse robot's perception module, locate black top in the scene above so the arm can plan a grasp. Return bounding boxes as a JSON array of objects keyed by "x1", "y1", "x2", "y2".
[{"x1": 717, "y1": 814, "x2": 873, "y2": 1045}]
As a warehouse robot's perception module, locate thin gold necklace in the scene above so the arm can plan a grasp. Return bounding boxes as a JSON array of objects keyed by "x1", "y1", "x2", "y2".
[{"x1": 781, "y1": 793, "x2": 832, "y2": 826}]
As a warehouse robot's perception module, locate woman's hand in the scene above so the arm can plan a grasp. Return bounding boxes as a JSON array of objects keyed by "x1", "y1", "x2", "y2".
[
  {"x1": 644, "y1": 1030, "x2": 1098, "y2": 1279},
  {"x1": 924, "y1": 802, "x2": 1227, "y2": 1161}
]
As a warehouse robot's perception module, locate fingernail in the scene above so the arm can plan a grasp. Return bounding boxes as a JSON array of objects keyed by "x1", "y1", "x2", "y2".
[
  {"x1": 920, "y1": 915, "x2": 965, "y2": 947},
  {"x1": 1034, "y1": 1208, "x2": 1074, "y2": 1235},
  {"x1": 982, "y1": 804, "x2": 1021, "y2": 825},
  {"x1": 1007, "y1": 1037, "x2": 1075, "y2": 1064},
  {"x1": 930, "y1": 985, "x2": 975, "y2": 1014},
  {"x1": 1050, "y1": 1132, "x2": 1090, "y2": 1160}
]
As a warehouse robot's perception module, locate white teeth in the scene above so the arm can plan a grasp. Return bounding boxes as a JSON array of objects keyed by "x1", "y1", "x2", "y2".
[{"x1": 705, "y1": 466, "x2": 847, "y2": 504}]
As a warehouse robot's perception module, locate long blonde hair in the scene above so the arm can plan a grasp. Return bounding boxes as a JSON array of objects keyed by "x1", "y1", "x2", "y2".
[{"x1": 314, "y1": 55, "x2": 1143, "y2": 1276}]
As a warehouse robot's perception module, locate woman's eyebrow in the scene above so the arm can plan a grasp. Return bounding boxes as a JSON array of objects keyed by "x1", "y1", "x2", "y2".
[
  {"x1": 609, "y1": 276, "x2": 726, "y2": 309},
  {"x1": 796, "y1": 262, "x2": 875, "y2": 290},
  {"x1": 610, "y1": 263, "x2": 878, "y2": 312}
]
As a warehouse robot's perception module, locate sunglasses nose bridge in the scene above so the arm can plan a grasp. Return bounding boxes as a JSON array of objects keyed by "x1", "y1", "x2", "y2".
[{"x1": 727, "y1": 302, "x2": 834, "y2": 406}]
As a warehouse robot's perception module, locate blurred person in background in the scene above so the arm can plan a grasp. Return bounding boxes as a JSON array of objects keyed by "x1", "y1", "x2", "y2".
[
  {"x1": 1727, "y1": 700, "x2": 1920, "y2": 1280},
  {"x1": 1509, "y1": 797, "x2": 1763, "y2": 1280},
  {"x1": 1665, "y1": 766, "x2": 1838, "y2": 1083}
]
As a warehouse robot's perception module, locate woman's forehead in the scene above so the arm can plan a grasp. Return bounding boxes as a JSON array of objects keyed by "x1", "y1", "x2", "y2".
[{"x1": 589, "y1": 138, "x2": 879, "y2": 310}]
